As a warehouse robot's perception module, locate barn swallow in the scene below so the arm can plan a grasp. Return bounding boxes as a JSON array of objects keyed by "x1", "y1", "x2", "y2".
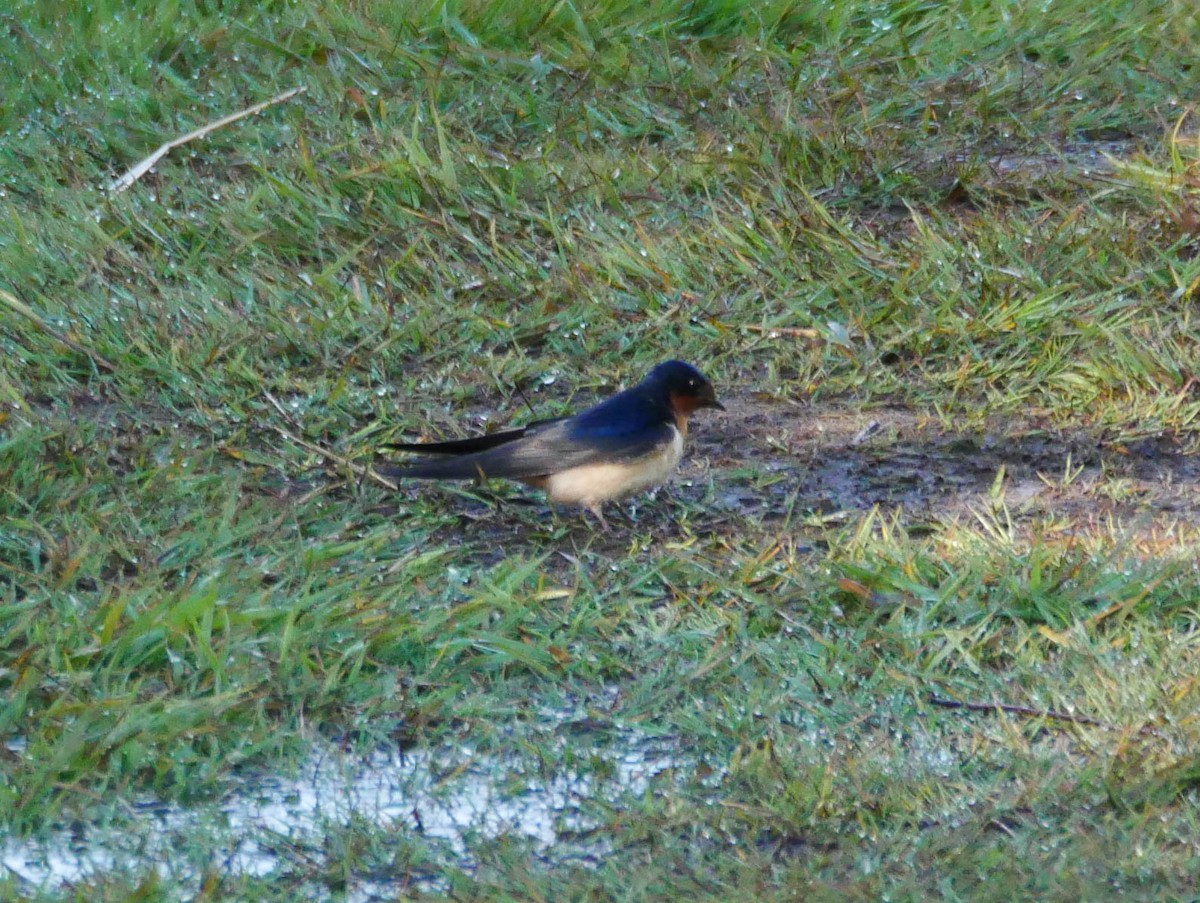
[{"x1": 377, "y1": 360, "x2": 723, "y2": 527}]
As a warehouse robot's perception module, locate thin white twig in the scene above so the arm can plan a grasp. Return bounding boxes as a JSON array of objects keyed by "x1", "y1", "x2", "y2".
[{"x1": 107, "y1": 86, "x2": 307, "y2": 194}]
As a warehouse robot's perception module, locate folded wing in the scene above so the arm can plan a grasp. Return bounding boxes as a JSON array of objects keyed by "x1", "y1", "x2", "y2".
[{"x1": 379, "y1": 417, "x2": 674, "y2": 482}]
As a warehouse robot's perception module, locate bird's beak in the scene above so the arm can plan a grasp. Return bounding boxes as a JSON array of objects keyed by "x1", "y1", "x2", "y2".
[{"x1": 703, "y1": 386, "x2": 725, "y2": 411}]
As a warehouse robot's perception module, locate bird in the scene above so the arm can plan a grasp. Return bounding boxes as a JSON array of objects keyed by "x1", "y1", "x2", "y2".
[{"x1": 377, "y1": 360, "x2": 723, "y2": 527}]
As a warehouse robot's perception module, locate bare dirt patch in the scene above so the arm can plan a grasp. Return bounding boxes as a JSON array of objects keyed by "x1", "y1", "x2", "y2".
[{"x1": 694, "y1": 395, "x2": 1200, "y2": 547}]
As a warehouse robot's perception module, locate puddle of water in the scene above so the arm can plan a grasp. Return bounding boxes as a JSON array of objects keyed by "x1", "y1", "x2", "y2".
[
  {"x1": 0, "y1": 683, "x2": 1066, "y2": 899},
  {"x1": 0, "y1": 735, "x2": 677, "y2": 898}
]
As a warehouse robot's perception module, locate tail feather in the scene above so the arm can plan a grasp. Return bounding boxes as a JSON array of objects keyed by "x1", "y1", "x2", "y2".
[
  {"x1": 381, "y1": 427, "x2": 528, "y2": 456},
  {"x1": 376, "y1": 457, "x2": 492, "y2": 482}
]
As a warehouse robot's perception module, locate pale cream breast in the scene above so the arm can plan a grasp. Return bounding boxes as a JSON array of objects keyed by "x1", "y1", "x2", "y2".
[{"x1": 544, "y1": 426, "x2": 684, "y2": 510}]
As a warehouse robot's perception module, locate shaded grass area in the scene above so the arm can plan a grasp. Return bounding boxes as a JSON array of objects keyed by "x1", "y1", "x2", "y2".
[{"x1": 2, "y1": 0, "x2": 1200, "y2": 899}]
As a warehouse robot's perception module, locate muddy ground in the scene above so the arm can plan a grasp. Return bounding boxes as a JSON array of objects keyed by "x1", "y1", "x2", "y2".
[
  {"x1": 698, "y1": 397, "x2": 1200, "y2": 530},
  {"x1": 390, "y1": 395, "x2": 1200, "y2": 554}
]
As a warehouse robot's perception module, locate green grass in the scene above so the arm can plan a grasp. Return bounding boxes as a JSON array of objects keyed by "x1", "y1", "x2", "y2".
[{"x1": 2, "y1": 0, "x2": 1200, "y2": 899}]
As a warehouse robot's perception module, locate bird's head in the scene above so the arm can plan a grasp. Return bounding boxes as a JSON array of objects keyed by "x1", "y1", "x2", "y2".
[{"x1": 648, "y1": 360, "x2": 724, "y2": 417}]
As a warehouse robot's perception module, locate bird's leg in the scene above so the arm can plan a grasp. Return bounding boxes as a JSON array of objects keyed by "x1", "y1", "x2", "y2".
[{"x1": 586, "y1": 503, "x2": 610, "y2": 533}]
